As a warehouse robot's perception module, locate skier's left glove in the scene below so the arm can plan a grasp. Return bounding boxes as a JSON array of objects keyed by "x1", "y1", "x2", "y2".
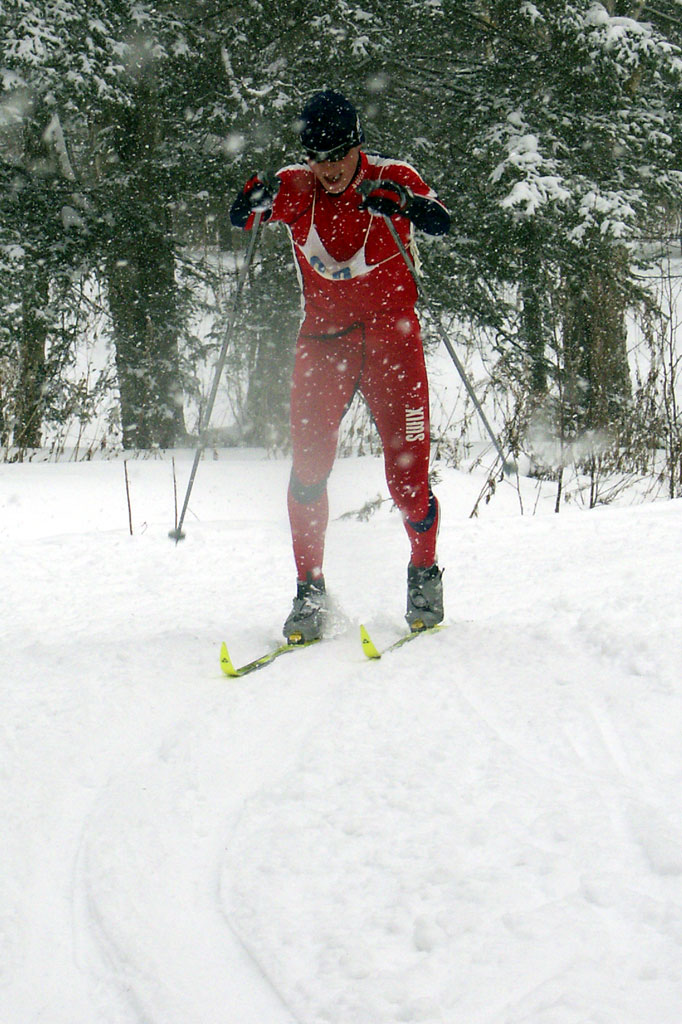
[{"x1": 358, "y1": 179, "x2": 413, "y2": 218}]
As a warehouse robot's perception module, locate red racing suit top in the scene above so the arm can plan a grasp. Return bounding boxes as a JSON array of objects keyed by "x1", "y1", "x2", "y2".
[{"x1": 247, "y1": 151, "x2": 448, "y2": 335}]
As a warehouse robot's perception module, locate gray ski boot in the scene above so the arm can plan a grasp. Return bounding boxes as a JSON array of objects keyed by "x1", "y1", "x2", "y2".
[
  {"x1": 405, "y1": 563, "x2": 444, "y2": 632},
  {"x1": 283, "y1": 573, "x2": 328, "y2": 644}
]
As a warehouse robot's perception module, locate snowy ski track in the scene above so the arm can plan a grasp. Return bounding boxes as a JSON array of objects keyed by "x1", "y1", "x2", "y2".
[{"x1": 2, "y1": 451, "x2": 682, "y2": 1024}]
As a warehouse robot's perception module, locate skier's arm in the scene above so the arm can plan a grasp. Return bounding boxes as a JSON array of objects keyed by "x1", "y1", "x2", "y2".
[
  {"x1": 359, "y1": 179, "x2": 450, "y2": 236},
  {"x1": 405, "y1": 193, "x2": 450, "y2": 236}
]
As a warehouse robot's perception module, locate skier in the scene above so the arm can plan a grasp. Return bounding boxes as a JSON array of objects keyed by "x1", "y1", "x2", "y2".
[{"x1": 230, "y1": 89, "x2": 450, "y2": 643}]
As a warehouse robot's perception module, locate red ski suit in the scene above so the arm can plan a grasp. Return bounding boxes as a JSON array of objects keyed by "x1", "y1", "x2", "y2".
[{"x1": 250, "y1": 150, "x2": 446, "y2": 580}]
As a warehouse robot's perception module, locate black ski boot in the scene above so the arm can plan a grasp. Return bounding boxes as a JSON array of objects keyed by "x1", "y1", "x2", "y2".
[
  {"x1": 283, "y1": 573, "x2": 328, "y2": 644},
  {"x1": 405, "y1": 562, "x2": 444, "y2": 632}
]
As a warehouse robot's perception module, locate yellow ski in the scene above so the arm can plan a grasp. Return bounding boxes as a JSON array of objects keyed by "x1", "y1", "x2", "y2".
[
  {"x1": 220, "y1": 638, "x2": 319, "y2": 678},
  {"x1": 360, "y1": 623, "x2": 444, "y2": 660}
]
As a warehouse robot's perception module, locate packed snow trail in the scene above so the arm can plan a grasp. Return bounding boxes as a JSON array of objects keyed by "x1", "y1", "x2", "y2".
[
  {"x1": 222, "y1": 620, "x2": 682, "y2": 1024},
  {"x1": 75, "y1": 649, "x2": 343, "y2": 1024},
  {"x1": 2, "y1": 452, "x2": 682, "y2": 1023}
]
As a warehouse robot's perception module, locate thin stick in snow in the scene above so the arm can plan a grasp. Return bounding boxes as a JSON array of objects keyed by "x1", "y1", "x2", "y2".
[
  {"x1": 124, "y1": 460, "x2": 133, "y2": 536},
  {"x1": 172, "y1": 457, "x2": 179, "y2": 533}
]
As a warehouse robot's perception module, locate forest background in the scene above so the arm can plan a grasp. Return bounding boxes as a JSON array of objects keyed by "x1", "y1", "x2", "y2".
[{"x1": 2, "y1": 0, "x2": 682, "y2": 506}]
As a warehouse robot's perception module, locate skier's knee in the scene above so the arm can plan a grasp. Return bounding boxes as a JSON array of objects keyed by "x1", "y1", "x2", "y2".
[
  {"x1": 405, "y1": 490, "x2": 438, "y2": 533},
  {"x1": 289, "y1": 470, "x2": 329, "y2": 505}
]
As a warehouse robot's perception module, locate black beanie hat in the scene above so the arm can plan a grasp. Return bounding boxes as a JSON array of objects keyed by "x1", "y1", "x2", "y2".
[{"x1": 299, "y1": 90, "x2": 364, "y2": 157}]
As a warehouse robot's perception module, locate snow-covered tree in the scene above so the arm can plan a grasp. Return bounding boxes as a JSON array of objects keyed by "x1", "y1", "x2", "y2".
[
  {"x1": 0, "y1": 2, "x2": 125, "y2": 447},
  {"x1": 0, "y1": 1, "x2": 219, "y2": 448},
  {"x1": 2, "y1": 0, "x2": 682, "y2": 460},
  {"x1": 430, "y1": 1, "x2": 682, "y2": 449}
]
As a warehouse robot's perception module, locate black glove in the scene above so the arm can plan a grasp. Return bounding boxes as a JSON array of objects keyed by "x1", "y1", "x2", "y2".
[
  {"x1": 358, "y1": 179, "x2": 413, "y2": 218},
  {"x1": 230, "y1": 171, "x2": 278, "y2": 228},
  {"x1": 358, "y1": 177, "x2": 450, "y2": 235}
]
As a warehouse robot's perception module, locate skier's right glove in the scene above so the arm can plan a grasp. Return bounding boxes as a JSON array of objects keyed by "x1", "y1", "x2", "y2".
[{"x1": 230, "y1": 171, "x2": 278, "y2": 228}]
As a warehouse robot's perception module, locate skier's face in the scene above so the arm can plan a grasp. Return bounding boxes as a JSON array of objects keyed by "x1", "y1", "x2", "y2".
[{"x1": 307, "y1": 145, "x2": 361, "y2": 194}]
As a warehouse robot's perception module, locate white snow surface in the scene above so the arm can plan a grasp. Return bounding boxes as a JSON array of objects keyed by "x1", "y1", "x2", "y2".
[{"x1": 2, "y1": 450, "x2": 682, "y2": 1024}]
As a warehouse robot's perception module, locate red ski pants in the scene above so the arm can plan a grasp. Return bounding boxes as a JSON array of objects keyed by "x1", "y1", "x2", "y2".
[{"x1": 287, "y1": 310, "x2": 439, "y2": 580}]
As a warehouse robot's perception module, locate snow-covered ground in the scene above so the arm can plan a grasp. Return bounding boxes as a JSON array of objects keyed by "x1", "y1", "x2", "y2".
[{"x1": 2, "y1": 449, "x2": 682, "y2": 1024}]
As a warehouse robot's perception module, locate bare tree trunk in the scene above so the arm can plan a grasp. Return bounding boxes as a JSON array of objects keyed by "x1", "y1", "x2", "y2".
[
  {"x1": 103, "y1": 87, "x2": 187, "y2": 449},
  {"x1": 519, "y1": 226, "x2": 549, "y2": 399},
  {"x1": 13, "y1": 265, "x2": 50, "y2": 450},
  {"x1": 562, "y1": 251, "x2": 632, "y2": 434},
  {"x1": 13, "y1": 114, "x2": 55, "y2": 452},
  {"x1": 106, "y1": 206, "x2": 186, "y2": 448}
]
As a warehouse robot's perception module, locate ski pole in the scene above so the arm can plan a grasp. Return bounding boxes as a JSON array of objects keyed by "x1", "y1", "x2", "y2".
[
  {"x1": 169, "y1": 210, "x2": 264, "y2": 542},
  {"x1": 377, "y1": 203, "x2": 514, "y2": 474}
]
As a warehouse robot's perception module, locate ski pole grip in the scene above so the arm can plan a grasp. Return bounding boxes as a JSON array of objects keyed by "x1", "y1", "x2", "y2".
[{"x1": 357, "y1": 178, "x2": 411, "y2": 208}]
